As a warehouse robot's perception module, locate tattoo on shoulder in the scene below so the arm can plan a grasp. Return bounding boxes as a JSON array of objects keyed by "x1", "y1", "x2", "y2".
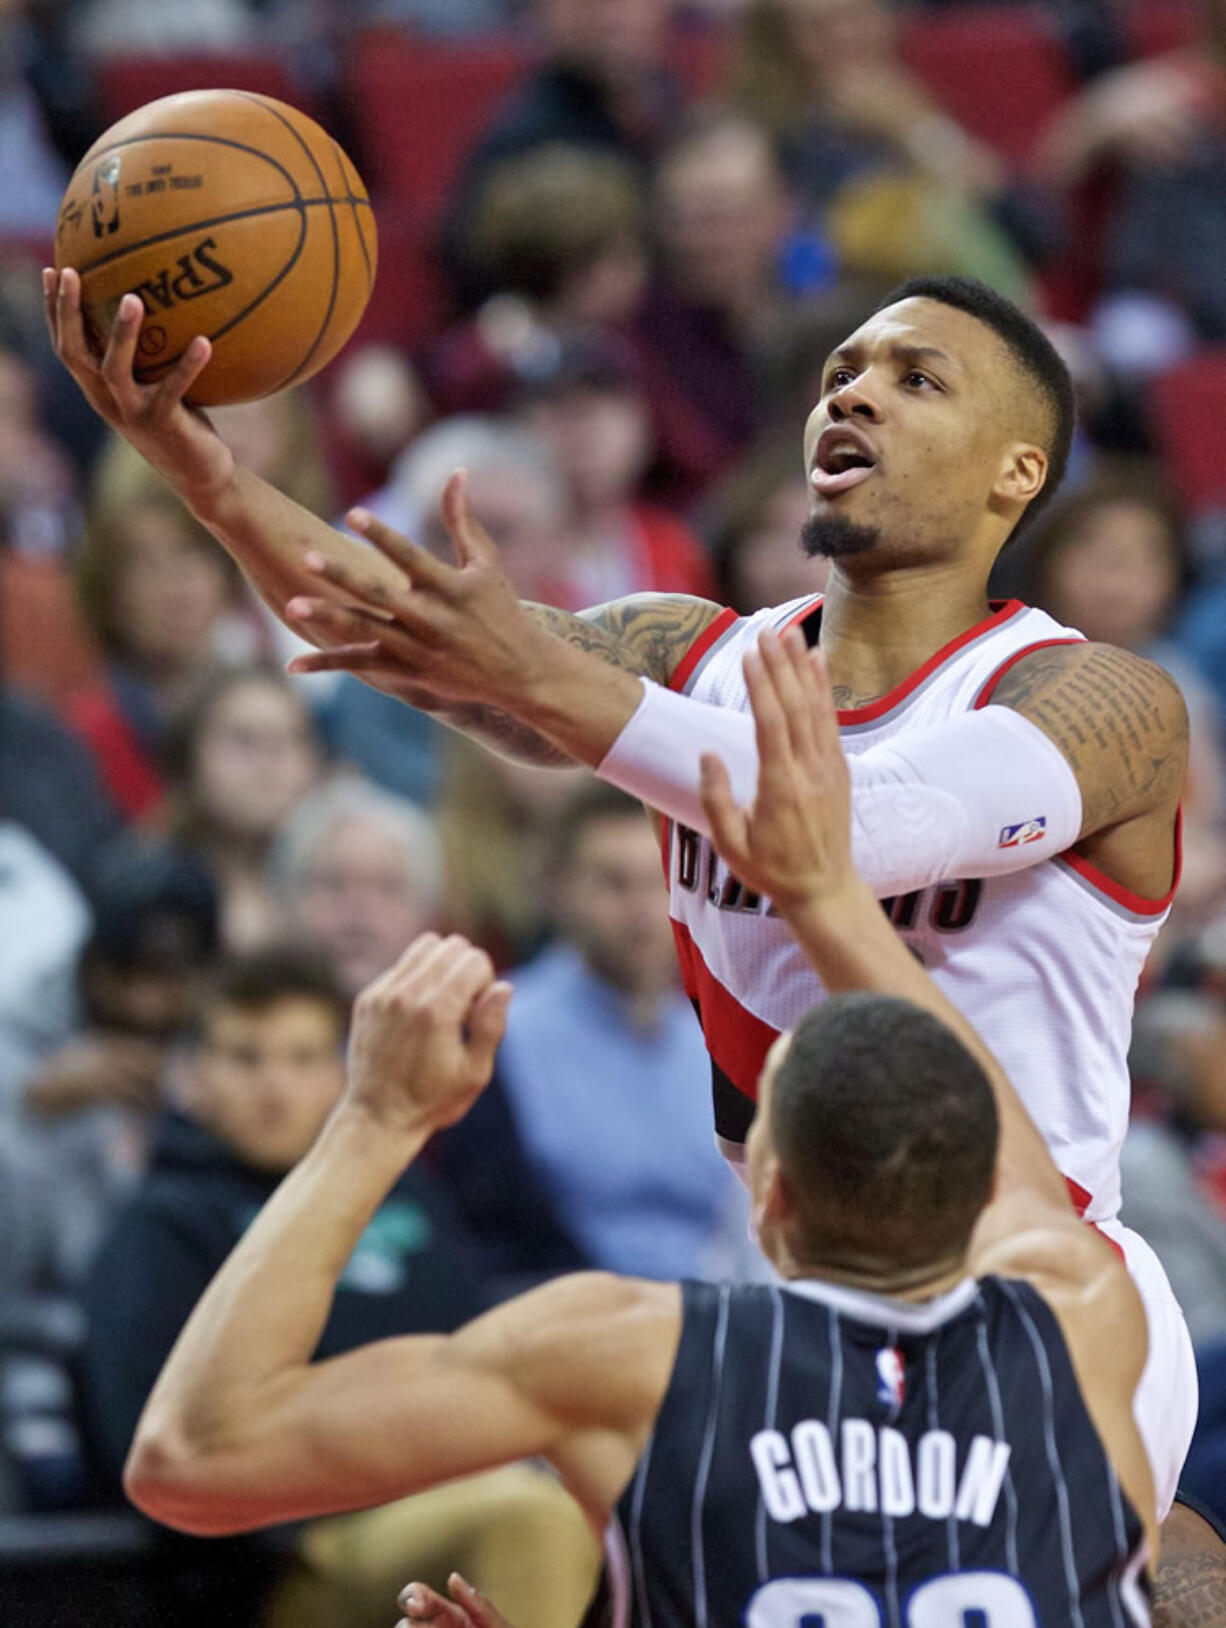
[
  {"x1": 989, "y1": 642, "x2": 1189, "y2": 831},
  {"x1": 528, "y1": 595, "x2": 726, "y2": 686}
]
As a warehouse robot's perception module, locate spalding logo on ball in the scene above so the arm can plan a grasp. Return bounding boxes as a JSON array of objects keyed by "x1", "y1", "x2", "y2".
[{"x1": 55, "y1": 89, "x2": 378, "y2": 406}]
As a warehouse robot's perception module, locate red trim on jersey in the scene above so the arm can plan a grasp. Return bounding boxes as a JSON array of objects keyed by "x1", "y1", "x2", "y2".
[
  {"x1": 670, "y1": 919, "x2": 778, "y2": 1100},
  {"x1": 781, "y1": 593, "x2": 825, "y2": 636},
  {"x1": 832, "y1": 599, "x2": 1028, "y2": 724},
  {"x1": 974, "y1": 636, "x2": 1182, "y2": 915},
  {"x1": 1090, "y1": 1223, "x2": 1126, "y2": 1264},
  {"x1": 1059, "y1": 809, "x2": 1183, "y2": 915},
  {"x1": 1066, "y1": 1175, "x2": 1093, "y2": 1216},
  {"x1": 971, "y1": 636, "x2": 1084, "y2": 708},
  {"x1": 668, "y1": 606, "x2": 738, "y2": 694}
]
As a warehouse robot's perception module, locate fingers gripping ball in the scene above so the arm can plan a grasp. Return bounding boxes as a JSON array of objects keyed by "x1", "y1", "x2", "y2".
[{"x1": 54, "y1": 90, "x2": 377, "y2": 406}]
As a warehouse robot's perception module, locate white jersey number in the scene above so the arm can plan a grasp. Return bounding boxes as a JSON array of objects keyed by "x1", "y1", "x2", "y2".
[{"x1": 747, "y1": 1571, "x2": 1038, "y2": 1627}]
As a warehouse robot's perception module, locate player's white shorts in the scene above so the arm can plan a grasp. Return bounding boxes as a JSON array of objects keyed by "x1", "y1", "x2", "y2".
[{"x1": 1096, "y1": 1217, "x2": 1198, "y2": 1520}]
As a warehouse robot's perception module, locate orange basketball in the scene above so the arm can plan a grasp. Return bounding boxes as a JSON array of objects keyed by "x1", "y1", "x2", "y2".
[{"x1": 54, "y1": 90, "x2": 377, "y2": 406}]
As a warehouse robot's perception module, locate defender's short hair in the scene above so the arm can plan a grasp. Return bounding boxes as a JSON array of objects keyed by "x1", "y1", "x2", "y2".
[
  {"x1": 772, "y1": 993, "x2": 998, "y2": 1270},
  {"x1": 876, "y1": 274, "x2": 1076, "y2": 531}
]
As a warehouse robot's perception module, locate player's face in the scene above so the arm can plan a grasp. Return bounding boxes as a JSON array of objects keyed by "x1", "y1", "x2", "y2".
[
  {"x1": 801, "y1": 298, "x2": 1041, "y2": 570},
  {"x1": 194, "y1": 998, "x2": 345, "y2": 1174}
]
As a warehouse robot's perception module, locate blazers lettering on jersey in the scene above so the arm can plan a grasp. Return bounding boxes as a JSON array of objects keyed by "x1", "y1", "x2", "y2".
[{"x1": 750, "y1": 1419, "x2": 1011, "y2": 1527}]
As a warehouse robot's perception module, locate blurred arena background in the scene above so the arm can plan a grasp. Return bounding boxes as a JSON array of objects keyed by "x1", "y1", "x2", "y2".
[{"x1": 3, "y1": 0, "x2": 1226, "y2": 1622}]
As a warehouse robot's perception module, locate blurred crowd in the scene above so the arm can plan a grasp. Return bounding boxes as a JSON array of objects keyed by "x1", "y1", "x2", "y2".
[{"x1": 4, "y1": 0, "x2": 1226, "y2": 1620}]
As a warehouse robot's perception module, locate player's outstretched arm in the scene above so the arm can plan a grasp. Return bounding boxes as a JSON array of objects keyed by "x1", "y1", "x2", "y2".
[
  {"x1": 47, "y1": 267, "x2": 722, "y2": 765},
  {"x1": 123, "y1": 932, "x2": 675, "y2": 1536},
  {"x1": 283, "y1": 477, "x2": 724, "y2": 764}
]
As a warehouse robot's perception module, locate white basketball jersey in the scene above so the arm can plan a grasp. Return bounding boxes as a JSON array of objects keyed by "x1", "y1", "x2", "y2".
[{"x1": 667, "y1": 595, "x2": 1181, "y2": 1225}]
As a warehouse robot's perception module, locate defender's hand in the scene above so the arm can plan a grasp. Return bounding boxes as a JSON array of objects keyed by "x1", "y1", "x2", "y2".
[
  {"x1": 345, "y1": 933, "x2": 511, "y2": 1136},
  {"x1": 43, "y1": 268, "x2": 235, "y2": 506},
  {"x1": 283, "y1": 471, "x2": 553, "y2": 708},
  {"x1": 399, "y1": 1574, "x2": 514, "y2": 1628},
  {"x1": 700, "y1": 630, "x2": 857, "y2": 915}
]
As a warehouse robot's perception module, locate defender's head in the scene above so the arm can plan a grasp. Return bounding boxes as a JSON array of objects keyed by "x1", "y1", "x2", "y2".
[
  {"x1": 801, "y1": 275, "x2": 1074, "y2": 576},
  {"x1": 747, "y1": 994, "x2": 998, "y2": 1284}
]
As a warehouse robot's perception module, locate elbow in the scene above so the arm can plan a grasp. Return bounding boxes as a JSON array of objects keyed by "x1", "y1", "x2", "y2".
[{"x1": 124, "y1": 1425, "x2": 253, "y2": 1537}]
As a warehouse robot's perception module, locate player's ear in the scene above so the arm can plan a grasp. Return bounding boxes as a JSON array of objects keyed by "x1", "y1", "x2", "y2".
[{"x1": 991, "y1": 442, "x2": 1048, "y2": 510}]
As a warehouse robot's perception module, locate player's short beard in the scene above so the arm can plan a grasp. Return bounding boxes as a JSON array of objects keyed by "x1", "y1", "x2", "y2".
[{"x1": 801, "y1": 512, "x2": 880, "y2": 559}]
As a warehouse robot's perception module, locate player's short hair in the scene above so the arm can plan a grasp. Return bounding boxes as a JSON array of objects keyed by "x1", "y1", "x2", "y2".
[
  {"x1": 772, "y1": 993, "x2": 998, "y2": 1270},
  {"x1": 198, "y1": 946, "x2": 350, "y2": 1041},
  {"x1": 875, "y1": 274, "x2": 1076, "y2": 532}
]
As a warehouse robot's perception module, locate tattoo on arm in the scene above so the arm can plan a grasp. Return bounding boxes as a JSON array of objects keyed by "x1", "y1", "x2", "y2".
[
  {"x1": 989, "y1": 642, "x2": 1189, "y2": 833},
  {"x1": 530, "y1": 594, "x2": 726, "y2": 685},
  {"x1": 432, "y1": 595, "x2": 726, "y2": 767},
  {"x1": 1154, "y1": 1550, "x2": 1226, "y2": 1628}
]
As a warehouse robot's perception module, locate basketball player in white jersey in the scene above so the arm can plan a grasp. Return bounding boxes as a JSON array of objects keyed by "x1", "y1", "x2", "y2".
[{"x1": 42, "y1": 270, "x2": 1201, "y2": 1564}]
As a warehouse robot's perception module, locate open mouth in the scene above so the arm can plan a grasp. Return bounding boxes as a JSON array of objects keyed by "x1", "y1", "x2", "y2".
[{"x1": 811, "y1": 427, "x2": 879, "y2": 498}]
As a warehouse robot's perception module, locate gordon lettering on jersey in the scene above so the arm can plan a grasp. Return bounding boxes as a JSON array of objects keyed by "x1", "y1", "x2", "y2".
[{"x1": 750, "y1": 1419, "x2": 1011, "y2": 1527}]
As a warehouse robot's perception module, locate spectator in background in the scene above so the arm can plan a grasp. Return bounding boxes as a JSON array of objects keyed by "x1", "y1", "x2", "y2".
[
  {"x1": 141, "y1": 665, "x2": 322, "y2": 951},
  {"x1": 442, "y1": 0, "x2": 675, "y2": 307},
  {"x1": 1020, "y1": 464, "x2": 1226, "y2": 931},
  {"x1": 632, "y1": 110, "x2": 796, "y2": 507},
  {"x1": 728, "y1": 0, "x2": 1049, "y2": 296},
  {"x1": 66, "y1": 447, "x2": 251, "y2": 823},
  {"x1": 705, "y1": 430, "x2": 829, "y2": 612},
  {"x1": 423, "y1": 143, "x2": 648, "y2": 418},
  {"x1": 274, "y1": 777, "x2": 444, "y2": 999},
  {"x1": 1124, "y1": 984, "x2": 1226, "y2": 1350},
  {"x1": 79, "y1": 947, "x2": 598, "y2": 1628},
  {"x1": 437, "y1": 744, "x2": 586, "y2": 966},
  {"x1": 0, "y1": 347, "x2": 78, "y2": 560},
  {"x1": 319, "y1": 416, "x2": 569, "y2": 802},
  {"x1": 1036, "y1": 0, "x2": 1226, "y2": 360},
  {"x1": 517, "y1": 332, "x2": 715, "y2": 606},
  {"x1": 434, "y1": 785, "x2": 752, "y2": 1287},
  {"x1": 18, "y1": 848, "x2": 220, "y2": 1292}
]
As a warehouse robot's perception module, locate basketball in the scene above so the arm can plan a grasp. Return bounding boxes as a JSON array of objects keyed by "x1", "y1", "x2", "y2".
[{"x1": 54, "y1": 90, "x2": 377, "y2": 406}]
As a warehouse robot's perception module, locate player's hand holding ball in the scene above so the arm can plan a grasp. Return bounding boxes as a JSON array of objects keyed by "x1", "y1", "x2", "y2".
[
  {"x1": 344, "y1": 934, "x2": 512, "y2": 1139},
  {"x1": 700, "y1": 630, "x2": 862, "y2": 919},
  {"x1": 46, "y1": 90, "x2": 376, "y2": 503}
]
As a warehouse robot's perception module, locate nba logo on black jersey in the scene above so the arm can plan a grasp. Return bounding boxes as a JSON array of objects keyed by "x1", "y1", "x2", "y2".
[{"x1": 875, "y1": 1345, "x2": 905, "y2": 1409}]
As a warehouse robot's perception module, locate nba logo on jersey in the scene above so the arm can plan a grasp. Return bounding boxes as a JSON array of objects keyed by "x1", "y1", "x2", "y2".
[
  {"x1": 997, "y1": 816, "x2": 1047, "y2": 849},
  {"x1": 875, "y1": 1346, "x2": 906, "y2": 1409}
]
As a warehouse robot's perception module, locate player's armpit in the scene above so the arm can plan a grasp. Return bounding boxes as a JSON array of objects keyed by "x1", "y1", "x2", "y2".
[{"x1": 988, "y1": 642, "x2": 1189, "y2": 837}]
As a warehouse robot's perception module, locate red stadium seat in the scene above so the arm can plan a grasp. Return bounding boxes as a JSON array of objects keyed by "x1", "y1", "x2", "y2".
[
  {"x1": 96, "y1": 53, "x2": 319, "y2": 127},
  {"x1": 351, "y1": 202, "x2": 447, "y2": 352},
  {"x1": 1150, "y1": 349, "x2": 1226, "y2": 515},
  {"x1": 1129, "y1": 1, "x2": 1200, "y2": 59},
  {"x1": 899, "y1": 5, "x2": 1076, "y2": 164},
  {"x1": 343, "y1": 31, "x2": 534, "y2": 212}
]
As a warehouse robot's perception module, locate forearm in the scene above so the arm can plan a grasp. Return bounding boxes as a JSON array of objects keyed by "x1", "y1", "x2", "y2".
[
  {"x1": 786, "y1": 882, "x2": 1071, "y2": 1210},
  {"x1": 186, "y1": 465, "x2": 407, "y2": 621},
  {"x1": 598, "y1": 683, "x2": 1083, "y2": 894},
  {"x1": 129, "y1": 1108, "x2": 422, "y2": 1488}
]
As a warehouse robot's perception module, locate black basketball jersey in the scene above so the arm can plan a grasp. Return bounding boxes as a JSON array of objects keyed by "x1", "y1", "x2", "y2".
[{"x1": 582, "y1": 1275, "x2": 1150, "y2": 1628}]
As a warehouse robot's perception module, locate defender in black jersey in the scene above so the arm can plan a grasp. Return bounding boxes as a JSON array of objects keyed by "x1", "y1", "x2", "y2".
[{"x1": 122, "y1": 633, "x2": 1157, "y2": 1627}]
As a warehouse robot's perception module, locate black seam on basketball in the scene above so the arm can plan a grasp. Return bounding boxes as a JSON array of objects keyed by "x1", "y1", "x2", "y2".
[
  {"x1": 73, "y1": 197, "x2": 312, "y2": 278},
  {"x1": 230, "y1": 91, "x2": 341, "y2": 391},
  {"x1": 331, "y1": 139, "x2": 372, "y2": 292},
  {"x1": 133, "y1": 205, "x2": 310, "y2": 384}
]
